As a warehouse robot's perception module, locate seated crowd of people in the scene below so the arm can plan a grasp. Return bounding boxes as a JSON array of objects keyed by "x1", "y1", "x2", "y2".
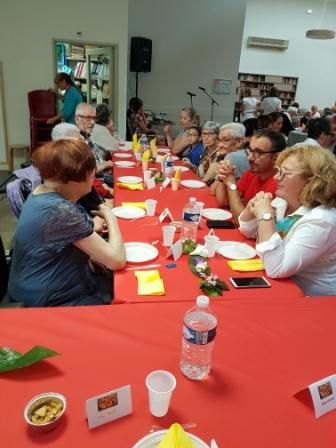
[{"x1": 5, "y1": 85, "x2": 336, "y2": 306}]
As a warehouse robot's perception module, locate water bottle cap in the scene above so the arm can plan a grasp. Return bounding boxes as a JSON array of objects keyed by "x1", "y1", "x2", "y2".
[{"x1": 196, "y1": 295, "x2": 209, "y2": 307}]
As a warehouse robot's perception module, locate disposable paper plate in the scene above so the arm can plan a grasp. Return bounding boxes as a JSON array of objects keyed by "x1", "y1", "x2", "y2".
[
  {"x1": 181, "y1": 179, "x2": 206, "y2": 189},
  {"x1": 118, "y1": 142, "x2": 133, "y2": 150},
  {"x1": 125, "y1": 242, "x2": 159, "y2": 263},
  {"x1": 174, "y1": 166, "x2": 189, "y2": 172},
  {"x1": 132, "y1": 430, "x2": 209, "y2": 448},
  {"x1": 216, "y1": 241, "x2": 256, "y2": 260},
  {"x1": 115, "y1": 161, "x2": 136, "y2": 167},
  {"x1": 114, "y1": 153, "x2": 132, "y2": 159},
  {"x1": 112, "y1": 206, "x2": 146, "y2": 219},
  {"x1": 202, "y1": 208, "x2": 232, "y2": 221},
  {"x1": 157, "y1": 147, "x2": 170, "y2": 153},
  {"x1": 118, "y1": 176, "x2": 143, "y2": 184}
]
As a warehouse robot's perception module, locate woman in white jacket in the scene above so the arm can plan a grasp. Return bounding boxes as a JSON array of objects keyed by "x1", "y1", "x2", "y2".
[{"x1": 238, "y1": 145, "x2": 336, "y2": 296}]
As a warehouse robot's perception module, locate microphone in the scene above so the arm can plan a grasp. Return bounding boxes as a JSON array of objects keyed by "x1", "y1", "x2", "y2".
[
  {"x1": 187, "y1": 91, "x2": 196, "y2": 97},
  {"x1": 198, "y1": 86, "x2": 206, "y2": 91}
]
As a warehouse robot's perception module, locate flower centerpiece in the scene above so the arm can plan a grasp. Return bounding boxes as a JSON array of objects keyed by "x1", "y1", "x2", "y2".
[{"x1": 183, "y1": 239, "x2": 228, "y2": 296}]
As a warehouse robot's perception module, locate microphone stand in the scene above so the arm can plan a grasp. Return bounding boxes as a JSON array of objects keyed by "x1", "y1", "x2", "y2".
[
  {"x1": 199, "y1": 87, "x2": 219, "y2": 121},
  {"x1": 187, "y1": 92, "x2": 195, "y2": 107}
]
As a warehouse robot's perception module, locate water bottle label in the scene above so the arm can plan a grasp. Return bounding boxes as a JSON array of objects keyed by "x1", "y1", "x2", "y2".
[
  {"x1": 183, "y1": 324, "x2": 216, "y2": 345},
  {"x1": 183, "y1": 212, "x2": 200, "y2": 223}
]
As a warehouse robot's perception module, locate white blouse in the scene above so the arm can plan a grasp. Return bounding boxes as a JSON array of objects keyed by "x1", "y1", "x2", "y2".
[{"x1": 239, "y1": 205, "x2": 336, "y2": 296}]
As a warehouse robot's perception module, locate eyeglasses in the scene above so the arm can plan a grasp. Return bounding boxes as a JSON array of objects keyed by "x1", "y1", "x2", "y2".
[
  {"x1": 187, "y1": 133, "x2": 200, "y2": 137},
  {"x1": 202, "y1": 131, "x2": 216, "y2": 137},
  {"x1": 274, "y1": 166, "x2": 302, "y2": 180},
  {"x1": 246, "y1": 148, "x2": 278, "y2": 159},
  {"x1": 77, "y1": 114, "x2": 96, "y2": 121}
]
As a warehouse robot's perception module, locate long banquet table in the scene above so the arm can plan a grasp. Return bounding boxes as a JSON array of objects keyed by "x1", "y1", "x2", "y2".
[
  {"x1": 1, "y1": 298, "x2": 336, "y2": 447},
  {"x1": 112, "y1": 150, "x2": 303, "y2": 303}
]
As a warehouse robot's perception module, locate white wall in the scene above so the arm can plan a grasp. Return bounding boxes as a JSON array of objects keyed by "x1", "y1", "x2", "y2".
[
  {"x1": 128, "y1": 0, "x2": 247, "y2": 130},
  {"x1": 239, "y1": 0, "x2": 336, "y2": 110},
  {"x1": 0, "y1": 0, "x2": 129, "y2": 168}
]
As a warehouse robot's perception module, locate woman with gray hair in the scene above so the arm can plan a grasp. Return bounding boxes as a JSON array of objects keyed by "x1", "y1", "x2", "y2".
[
  {"x1": 202, "y1": 122, "x2": 245, "y2": 185},
  {"x1": 182, "y1": 121, "x2": 220, "y2": 182}
]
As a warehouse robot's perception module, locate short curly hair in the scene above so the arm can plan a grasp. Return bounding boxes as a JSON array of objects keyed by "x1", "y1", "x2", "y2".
[{"x1": 276, "y1": 145, "x2": 336, "y2": 208}]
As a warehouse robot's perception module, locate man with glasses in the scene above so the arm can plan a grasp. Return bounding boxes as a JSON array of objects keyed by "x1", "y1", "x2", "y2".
[
  {"x1": 75, "y1": 103, "x2": 113, "y2": 186},
  {"x1": 212, "y1": 129, "x2": 286, "y2": 223}
]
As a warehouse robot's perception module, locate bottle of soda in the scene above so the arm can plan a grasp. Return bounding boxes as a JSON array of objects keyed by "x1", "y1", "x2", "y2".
[
  {"x1": 180, "y1": 295, "x2": 217, "y2": 380},
  {"x1": 180, "y1": 197, "x2": 200, "y2": 242}
]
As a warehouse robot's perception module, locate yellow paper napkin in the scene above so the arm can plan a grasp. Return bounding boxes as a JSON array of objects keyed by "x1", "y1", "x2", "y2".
[
  {"x1": 132, "y1": 132, "x2": 138, "y2": 146},
  {"x1": 121, "y1": 202, "x2": 146, "y2": 209},
  {"x1": 142, "y1": 149, "x2": 151, "y2": 161},
  {"x1": 157, "y1": 423, "x2": 196, "y2": 448},
  {"x1": 117, "y1": 182, "x2": 144, "y2": 191},
  {"x1": 228, "y1": 259, "x2": 264, "y2": 272},
  {"x1": 135, "y1": 270, "x2": 165, "y2": 296}
]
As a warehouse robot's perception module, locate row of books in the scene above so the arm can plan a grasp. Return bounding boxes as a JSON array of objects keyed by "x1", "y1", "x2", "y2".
[{"x1": 73, "y1": 62, "x2": 109, "y2": 79}]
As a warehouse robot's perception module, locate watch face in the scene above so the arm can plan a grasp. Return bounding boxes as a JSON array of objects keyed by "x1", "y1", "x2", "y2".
[
  {"x1": 229, "y1": 184, "x2": 237, "y2": 191},
  {"x1": 262, "y1": 212, "x2": 272, "y2": 220}
]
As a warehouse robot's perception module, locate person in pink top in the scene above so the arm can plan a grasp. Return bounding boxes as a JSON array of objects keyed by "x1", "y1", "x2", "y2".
[{"x1": 211, "y1": 129, "x2": 286, "y2": 224}]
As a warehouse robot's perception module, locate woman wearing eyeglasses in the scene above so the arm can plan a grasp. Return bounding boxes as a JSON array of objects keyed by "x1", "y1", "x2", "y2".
[{"x1": 239, "y1": 145, "x2": 336, "y2": 296}]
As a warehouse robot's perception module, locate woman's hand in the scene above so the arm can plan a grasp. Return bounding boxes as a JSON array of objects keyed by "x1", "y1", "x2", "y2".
[
  {"x1": 249, "y1": 191, "x2": 274, "y2": 219},
  {"x1": 91, "y1": 203, "x2": 115, "y2": 221},
  {"x1": 163, "y1": 125, "x2": 172, "y2": 136}
]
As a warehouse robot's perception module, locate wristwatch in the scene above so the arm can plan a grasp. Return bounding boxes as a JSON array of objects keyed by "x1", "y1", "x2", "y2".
[
  {"x1": 228, "y1": 183, "x2": 237, "y2": 191},
  {"x1": 258, "y1": 212, "x2": 275, "y2": 222}
]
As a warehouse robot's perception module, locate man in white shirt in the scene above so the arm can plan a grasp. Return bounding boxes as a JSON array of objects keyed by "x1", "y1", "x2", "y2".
[
  {"x1": 294, "y1": 118, "x2": 332, "y2": 148},
  {"x1": 311, "y1": 105, "x2": 320, "y2": 119}
]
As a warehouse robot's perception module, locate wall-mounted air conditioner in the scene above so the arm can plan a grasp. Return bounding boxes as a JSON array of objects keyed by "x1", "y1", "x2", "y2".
[{"x1": 247, "y1": 36, "x2": 289, "y2": 50}]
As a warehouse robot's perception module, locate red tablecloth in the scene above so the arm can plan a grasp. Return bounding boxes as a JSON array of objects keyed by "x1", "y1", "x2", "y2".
[
  {"x1": 1, "y1": 299, "x2": 335, "y2": 447},
  {"x1": 113, "y1": 155, "x2": 303, "y2": 303}
]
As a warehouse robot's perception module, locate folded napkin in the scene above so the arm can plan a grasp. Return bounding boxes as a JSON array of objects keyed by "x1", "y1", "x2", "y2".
[
  {"x1": 190, "y1": 244, "x2": 209, "y2": 257},
  {"x1": 121, "y1": 202, "x2": 146, "y2": 209},
  {"x1": 135, "y1": 270, "x2": 165, "y2": 296},
  {"x1": 228, "y1": 259, "x2": 264, "y2": 272},
  {"x1": 157, "y1": 423, "x2": 195, "y2": 448},
  {"x1": 117, "y1": 182, "x2": 144, "y2": 191}
]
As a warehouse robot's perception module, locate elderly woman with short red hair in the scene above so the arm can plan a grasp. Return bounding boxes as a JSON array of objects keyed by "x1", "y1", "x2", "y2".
[{"x1": 8, "y1": 139, "x2": 126, "y2": 307}]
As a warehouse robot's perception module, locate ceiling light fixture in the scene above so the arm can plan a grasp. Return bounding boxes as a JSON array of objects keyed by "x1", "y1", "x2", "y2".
[{"x1": 306, "y1": 0, "x2": 335, "y2": 39}]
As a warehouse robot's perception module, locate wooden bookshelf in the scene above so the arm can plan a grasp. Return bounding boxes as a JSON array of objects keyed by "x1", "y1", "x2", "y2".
[{"x1": 233, "y1": 72, "x2": 298, "y2": 121}]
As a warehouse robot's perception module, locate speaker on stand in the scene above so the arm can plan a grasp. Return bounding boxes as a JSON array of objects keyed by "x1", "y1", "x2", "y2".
[{"x1": 130, "y1": 37, "x2": 152, "y2": 97}]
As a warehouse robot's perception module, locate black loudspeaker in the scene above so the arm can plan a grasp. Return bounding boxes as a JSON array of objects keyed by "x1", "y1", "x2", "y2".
[{"x1": 130, "y1": 37, "x2": 152, "y2": 73}]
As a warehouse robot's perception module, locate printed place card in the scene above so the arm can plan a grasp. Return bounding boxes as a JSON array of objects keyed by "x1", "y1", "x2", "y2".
[
  {"x1": 159, "y1": 208, "x2": 174, "y2": 223},
  {"x1": 86, "y1": 385, "x2": 132, "y2": 429},
  {"x1": 294, "y1": 374, "x2": 336, "y2": 418}
]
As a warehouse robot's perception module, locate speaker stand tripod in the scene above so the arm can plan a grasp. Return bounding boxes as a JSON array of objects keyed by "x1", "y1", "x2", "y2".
[{"x1": 135, "y1": 72, "x2": 139, "y2": 97}]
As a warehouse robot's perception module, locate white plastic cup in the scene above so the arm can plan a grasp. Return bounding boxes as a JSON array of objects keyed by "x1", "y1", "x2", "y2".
[
  {"x1": 145, "y1": 199, "x2": 158, "y2": 216},
  {"x1": 135, "y1": 152, "x2": 142, "y2": 161},
  {"x1": 162, "y1": 225, "x2": 176, "y2": 247},
  {"x1": 145, "y1": 370, "x2": 176, "y2": 417},
  {"x1": 204, "y1": 235, "x2": 220, "y2": 257},
  {"x1": 144, "y1": 170, "x2": 152, "y2": 183}
]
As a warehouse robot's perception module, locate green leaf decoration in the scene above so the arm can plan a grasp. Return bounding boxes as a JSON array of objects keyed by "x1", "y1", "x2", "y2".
[
  {"x1": 188, "y1": 255, "x2": 229, "y2": 296},
  {"x1": 182, "y1": 239, "x2": 197, "y2": 254},
  {"x1": 0, "y1": 346, "x2": 59, "y2": 373}
]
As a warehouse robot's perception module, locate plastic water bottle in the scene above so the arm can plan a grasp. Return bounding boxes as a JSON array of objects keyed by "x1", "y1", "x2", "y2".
[
  {"x1": 180, "y1": 295, "x2": 217, "y2": 380},
  {"x1": 139, "y1": 134, "x2": 149, "y2": 154},
  {"x1": 180, "y1": 197, "x2": 200, "y2": 242},
  {"x1": 164, "y1": 151, "x2": 174, "y2": 178}
]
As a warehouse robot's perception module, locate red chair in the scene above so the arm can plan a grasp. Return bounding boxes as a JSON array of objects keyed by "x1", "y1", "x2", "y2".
[{"x1": 27, "y1": 90, "x2": 57, "y2": 152}]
